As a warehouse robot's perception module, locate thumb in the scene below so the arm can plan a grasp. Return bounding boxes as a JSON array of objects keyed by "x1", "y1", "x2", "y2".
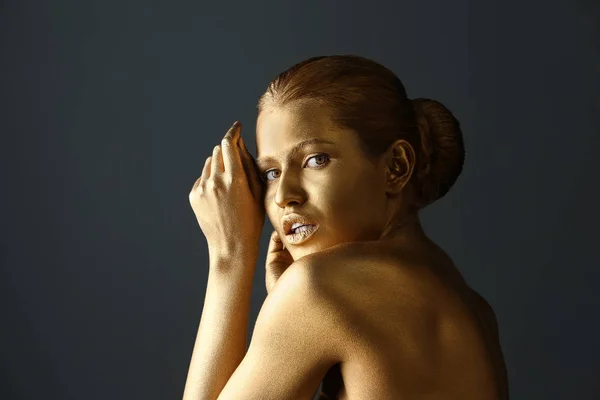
[
  {"x1": 266, "y1": 230, "x2": 293, "y2": 267},
  {"x1": 267, "y1": 230, "x2": 287, "y2": 254},
  {"x1": 265, "y1": 230, "x2": 294, "y2": 295}
]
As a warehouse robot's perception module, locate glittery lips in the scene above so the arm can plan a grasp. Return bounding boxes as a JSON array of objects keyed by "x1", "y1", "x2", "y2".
[
  {"x1": 282, "y1": 214, "x2": 319, "y2": 245},
  {"x1": 285, "y1": 223, "x2": 319, "y2": 245}
]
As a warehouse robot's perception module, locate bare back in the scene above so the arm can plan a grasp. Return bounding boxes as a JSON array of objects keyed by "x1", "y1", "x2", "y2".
[{"x1": 314, "y1": 239, "x2": 509, "y2": 400}]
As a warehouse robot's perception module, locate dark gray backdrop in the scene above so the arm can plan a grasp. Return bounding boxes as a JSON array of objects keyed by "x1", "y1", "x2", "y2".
[{"x1": 1, "y1": 0, "x2": 598, "y2": 399}]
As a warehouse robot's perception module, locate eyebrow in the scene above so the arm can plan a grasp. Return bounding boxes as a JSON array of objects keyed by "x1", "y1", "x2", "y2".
[{"x1": 256, "y1": 138, "x2": 336, "y2": 166}]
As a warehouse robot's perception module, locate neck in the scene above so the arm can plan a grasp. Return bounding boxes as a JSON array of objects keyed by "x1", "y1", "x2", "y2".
[
  {"x1": 377, "y1": 207, "x2": 466, "y2": 285},
  {"x1": 379, "y1": 210, "x2": 428, "y2": 244}
]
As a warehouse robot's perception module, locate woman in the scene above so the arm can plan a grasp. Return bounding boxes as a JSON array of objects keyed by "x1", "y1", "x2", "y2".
[{"x1": 184, "y1": 55, "x2": 509, "y2": 400}]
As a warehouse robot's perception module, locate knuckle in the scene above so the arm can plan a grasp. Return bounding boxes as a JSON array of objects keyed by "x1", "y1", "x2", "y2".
[
  {"x1": 207, "y1": 178, "x2": 223, "y2": 192},
  {"x1": 206, "y1": 180, "x2": 217, "y2": 192}
]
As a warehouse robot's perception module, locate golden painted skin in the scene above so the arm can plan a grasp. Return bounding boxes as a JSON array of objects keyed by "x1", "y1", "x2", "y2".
[
  {"x1": 255, "y1": 101, "x2": 509, "y2": 400},
  {"x1": 184, "y1": 100, "x2": 509, "y2": 400}
]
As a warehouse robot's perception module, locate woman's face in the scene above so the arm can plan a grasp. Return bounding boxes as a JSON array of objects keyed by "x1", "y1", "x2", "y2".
[{"x1": 255, "y1": 102, "x2": 390, "y2": 261}]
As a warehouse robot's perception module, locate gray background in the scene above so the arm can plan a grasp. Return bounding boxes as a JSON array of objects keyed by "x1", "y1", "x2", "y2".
[{"x1": 1, "y1": 0, "x2": 598, "y2": 399}]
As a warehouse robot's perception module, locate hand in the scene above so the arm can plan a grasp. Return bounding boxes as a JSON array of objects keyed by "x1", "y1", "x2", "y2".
[
  {"x1": 265, "y1": 230, "x2": 294, "y2": 295},
  {"x1": 189, "y1": 122, "x2": 265, "y2": 259}
]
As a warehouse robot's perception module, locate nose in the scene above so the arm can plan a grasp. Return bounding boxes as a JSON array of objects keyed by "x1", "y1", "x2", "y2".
[{"x1": 274, "y1": 170, "x2": 306, "y2": 209}]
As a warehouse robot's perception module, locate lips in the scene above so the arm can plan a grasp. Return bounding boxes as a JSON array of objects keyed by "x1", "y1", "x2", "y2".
[
  {"x1": 282, "y1": 214, "x2": 317, "y2": 236},
  {"x1": 285, "y1": 224, "x2": 319, "y2": 245}
]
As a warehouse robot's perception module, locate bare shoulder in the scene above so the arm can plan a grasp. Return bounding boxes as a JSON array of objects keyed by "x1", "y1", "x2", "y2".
[
  {"x1": 295, "y1": 240, "x2": 502, "y2": 357},
  {"x1": 304, "y1": 240, "x2": 447, "y2": 302},
  {"x1": 308, "y1": 240, "x2": 500, "y2": 343},
  {"x1": 298, "y1": 241, "x2": 445, "y2": 345},
  {"x1": 305, "y1": 241, "x2": 508, "y2": 399}
]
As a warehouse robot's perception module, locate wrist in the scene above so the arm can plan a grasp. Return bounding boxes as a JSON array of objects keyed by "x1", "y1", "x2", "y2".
[{"x1": 208, "y1": 246, "x2": 259, "y2": 273}]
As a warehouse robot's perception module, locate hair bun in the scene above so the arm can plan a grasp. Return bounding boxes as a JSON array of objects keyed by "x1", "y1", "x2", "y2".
[{"x1": 411, "y1": 98, "x2": 465, "y2": 208}]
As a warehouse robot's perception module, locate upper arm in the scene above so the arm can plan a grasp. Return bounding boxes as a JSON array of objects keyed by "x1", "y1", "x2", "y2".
[{"x1": 217, "y1": 260, "x2": 346, "y2": 400}]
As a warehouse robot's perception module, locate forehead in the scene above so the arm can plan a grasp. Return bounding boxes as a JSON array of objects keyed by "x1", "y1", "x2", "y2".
[{"x1": 256, "y1": 103, "x2": 343, "y2": 158}]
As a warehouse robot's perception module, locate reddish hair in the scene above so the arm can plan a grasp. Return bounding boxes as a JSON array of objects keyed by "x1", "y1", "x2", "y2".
[{"x1": 257, "y1": 55, "x2": 465, "y2": 210}]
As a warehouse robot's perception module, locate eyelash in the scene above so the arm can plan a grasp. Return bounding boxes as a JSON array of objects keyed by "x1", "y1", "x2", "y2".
[{"x1": 261, "y1": 154, "x2": 331, "y2": 182}]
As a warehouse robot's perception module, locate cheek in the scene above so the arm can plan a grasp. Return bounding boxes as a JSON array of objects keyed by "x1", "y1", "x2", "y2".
[{"x1": 319, "y1": 175, "x2": 384, "y2": 224}]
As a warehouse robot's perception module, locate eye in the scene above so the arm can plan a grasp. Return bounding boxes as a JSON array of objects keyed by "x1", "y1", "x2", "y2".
[
  {"x1": 262, "y1": 169, "x2": 281, "y2": 182},
  {"x1": 261, "y1": 154, "x2": 330, "y2": 182},
  {"x1": 305, "y1": 154, "x2": 330, "y2": 168}
]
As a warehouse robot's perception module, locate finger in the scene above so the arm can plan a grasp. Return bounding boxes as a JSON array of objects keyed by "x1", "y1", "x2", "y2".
[
  {"x1": 210, "y1": 145, "x2": 223, "y2": 176},
  {"x1": 237, "y1": 137, "x2": 255, "y2": 189},
  {"x1": 267, "y1": 230, "x2": 286, "y2": 253},
  {"x1": 223, "y1": 121, "x2": 242, "y2": 146},
  {"x1": 198, "y1": 156, "x2": 212, "y2": 187},
  {"x1": 239, "y1": 137, "x2": 264, "y2": 199},
  {"x1": 221, "y1": 124, "x2": 243, "y2": 178}
]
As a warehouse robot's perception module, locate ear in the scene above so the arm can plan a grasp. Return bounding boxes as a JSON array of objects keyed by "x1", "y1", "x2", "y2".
[{"x1": 384, "y1": 139, "x2": 416, "y2": 195}]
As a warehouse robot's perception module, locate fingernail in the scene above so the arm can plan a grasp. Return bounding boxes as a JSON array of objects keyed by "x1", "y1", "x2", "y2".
[{"x1": 232, "y1": 121, "x2": 239, "y2": 128}]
